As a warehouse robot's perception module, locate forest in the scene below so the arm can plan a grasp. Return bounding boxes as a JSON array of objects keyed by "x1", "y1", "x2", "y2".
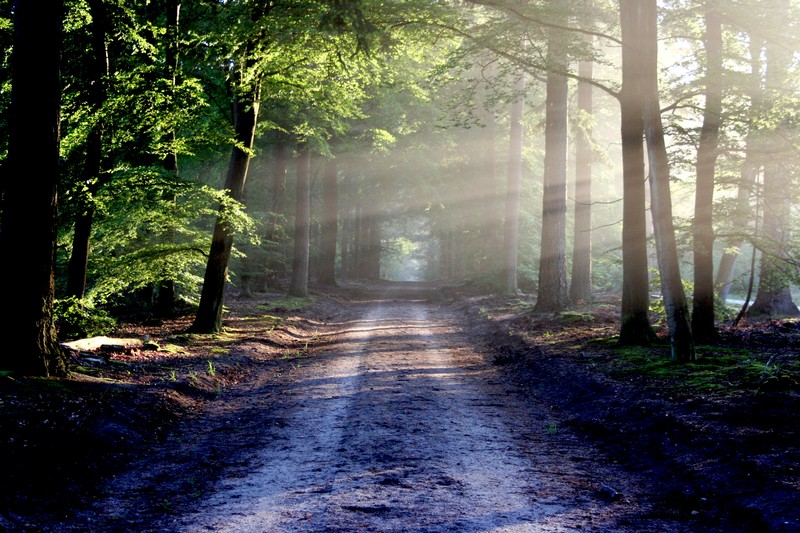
[{"x1": 1, "y1": 0, "x2": 800, "y2": 531}]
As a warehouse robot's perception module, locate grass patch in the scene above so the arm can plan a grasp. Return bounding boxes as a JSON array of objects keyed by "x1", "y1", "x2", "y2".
[
  {"x1": 161, "y1": 343, "x2": 189, "y2": 355},
  {"x1": 258, "y1": 296, "x2": 315, "y2": 311},
  {"x1": 608, "y1": 344, "x2": 799, "y2": 394},
  {"x1": 557, "y1": 311, "x2": 594, "y2": 324}
]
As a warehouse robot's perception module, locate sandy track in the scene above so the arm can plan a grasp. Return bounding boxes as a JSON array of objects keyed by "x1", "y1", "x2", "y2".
[{"x1": 55, "y1": 290, "x2": 677, "y2": 532}]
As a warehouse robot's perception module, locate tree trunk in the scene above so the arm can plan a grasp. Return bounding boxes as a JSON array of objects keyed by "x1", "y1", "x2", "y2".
[
  {"x1": 570, "y1": 56, "x2": 593, "y2": 306},
  {"x1": 641, "y1": 0, "x2": 695, "y2": 362},
  {"x1": 340, "y1": 174, "x2": 354, "y2": 280},
  {"x1": 618, "y1": 0, "x2": 657, "y2": 345},
  {"x1": 364, "y1": 213, "x2": 382, "y2": 280},
  {"x1": 691, "y1": 1, "x2": 722, "y2": 343},
  {"x1": 0, "y1": 0, "x2": 67, "y2": 376},
  {"x1": 535, "y1": 40, "x2": 570, "y2": 313},
  {"x1": 190, "y1": 94, "x2": 260, "y2": 333},
  {"x1": 288, "y1": 145, "x2": 312, "y2": 297},
  {"x1": 749, "y1": 30, "x2": 799, "y2": 317},
  {"x1": 715, "y1": 38, "x2": 764, "y2": 303},
  {"x1": 501, "y1": 73, "x2": 525, "y2": 295},
  {"x1": 484, "y1": 109, "x2": 501, "y2": 275},
  {"x1": 155, "y1": 0, "x2": 181, "y2": 314},
  {"x1": 318, "y1": 157, "x2": 339, "y2": 286},
  {"x1": 66, "y1": 0, "x2": 109, "y2": 300}
]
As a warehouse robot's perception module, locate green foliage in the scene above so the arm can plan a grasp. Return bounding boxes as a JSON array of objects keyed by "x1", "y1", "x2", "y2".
[
  {"x1": 610, "y1": 343, "x2": 799, "y2": 394},
  {"x1": 54, "y1": 297, "x2": 117, "y2": 340},
  {"x1": 57, "y1": 167, "x2": 258, "y2": 306}
]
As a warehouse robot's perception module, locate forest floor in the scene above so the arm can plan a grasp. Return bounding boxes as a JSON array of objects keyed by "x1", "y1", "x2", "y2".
[{"x1": 1, "y1": 280, "x2": 798, "y2": 532}]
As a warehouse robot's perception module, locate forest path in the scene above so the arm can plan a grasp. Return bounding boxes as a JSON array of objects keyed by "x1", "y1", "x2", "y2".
[{"x1": 56, "y1": 284, "x2": 678, "y2": 532}]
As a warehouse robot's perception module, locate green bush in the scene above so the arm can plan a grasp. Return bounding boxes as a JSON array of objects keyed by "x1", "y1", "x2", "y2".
[{"x1": 54, "y1": 297, "x2": 117, "y2": 340}]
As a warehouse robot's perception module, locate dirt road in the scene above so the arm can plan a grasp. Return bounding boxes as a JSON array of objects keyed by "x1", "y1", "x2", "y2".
[{"x1": 55, "y1": 287, "x2": 685, "y2": 532}]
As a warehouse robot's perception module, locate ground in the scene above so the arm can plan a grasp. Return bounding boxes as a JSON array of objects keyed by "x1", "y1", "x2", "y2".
[{"x1": 0, "y1": 281, "x2": 798, "y2": 532}]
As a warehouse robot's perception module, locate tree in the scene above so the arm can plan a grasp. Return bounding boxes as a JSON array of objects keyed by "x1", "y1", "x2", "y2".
[
  {"x1": 318, "y1": 156, "x2": 340, "y2": 286},
  {"x1": 618, "y1": 0, "x2": 658, "y2": 346},
  {"x1": 501, "y1": 72, "x2": 525, "y2": 295},
  {"x1": 749, "y1": 30, "x2": 800, "y2": 317},
  {"x1": 289, "y1": 145, "x2": 312, "y2": 297},
  {"x1": 191, "y1": 37, "x2": 261, "y2": 332},
  {"x1": 155, "y1": 0, "x2": 183, "y2": 315},
  {"x1": 569, "y1": 45, "x2": 594, "y2": 305},
  {"x1": 641, "y1": 0, "x2": 695, "y2": 362},
  {"x1": 534, "y1": 31, "x2": 570, "y2": 312},
  {"x1": 0, "y1": 0, "x2": 68, "y2": 376},
  {"x1": 65, "y1": 0, "x2": 109, "y2": 300},
  {"x1": 691, "y1": 0, "x2": 723, "y2": 343},
  {"x1": 715, "y1": 37, "x2": 763, "y2": 303}
]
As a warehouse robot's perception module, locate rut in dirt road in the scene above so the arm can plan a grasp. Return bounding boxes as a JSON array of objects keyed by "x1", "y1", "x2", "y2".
[{"x1": 164, "y1": 293, "x2": 649, "y2": 532}]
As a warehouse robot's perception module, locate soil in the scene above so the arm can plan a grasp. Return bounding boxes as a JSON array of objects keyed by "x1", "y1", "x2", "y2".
[{"x1": 0, "y1": 281, "x2": 798, "y2": 532}]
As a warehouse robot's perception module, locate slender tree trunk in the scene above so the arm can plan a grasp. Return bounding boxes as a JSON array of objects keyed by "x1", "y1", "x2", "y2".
[
  {"x1": 367, "y1": 215, "x2": 382, "y2": 280},
  {"x1": 0, "y1": 0, "x2": 67, "y2": 376},
  {"x1": 716, "y1": 157, "x2": 758, "y2": 302},
  {"x1": 483, "y1": 107, "x2": 501, "y2": 274},
  {"x1": 156, "y1": 0, "x2": 181, "y2": 314},
  {"x1": 691, "y1": 1, "x2": 722, "y2": 343},
  {"x1": 501, "y1": 73, "x2": 525, "y2": 295},
  {"x1": 716, "y1": 38, "x2": 764, "y2": 302},
  {"x1": 641, "y1": 0, "x2": 695, "y2": 362},
  {"x1": 339, "y1": 173, "x2": 353, "y2": 279},
  {"x1": 318, "y1": 157, "x2": 339, "y2": 286},
  {"x1": 618, "y1": 0, "x2": 657, "y2": 345},
  {"x1": 570, "y1": 56, "x2": 594, "y2": 305},
  {"x1": 288, "y1": 145, "x2": 312, "y2": 297},
  {"x1": 66, "y1": 0, "x2": 108, "y2": 299},
  {"x1": 535, "y1": 40, "x2": 570, "y2": 312},
  {"x1": 190, "y1": 94, "x2": 260, "y2": 332}
]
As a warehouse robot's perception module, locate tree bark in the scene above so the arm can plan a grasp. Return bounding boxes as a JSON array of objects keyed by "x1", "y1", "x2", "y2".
[
  {"x1": 641, "y1": 0, "x2": 695, "y2": 362},
  {"x1": 570, "y1": 56, "x2": 594, "y2": 306},
  {"x1": 535, "y1": 40, "x2": 570, "y2": 313},
  {"x1": 155, "y1": 0, "x2": 181, "y2": 314},
  {"x1": 0, "y1": 0, "x2": 67, "y2": 376},
  {"x1": 715, "y1": 38, "x2": 763, "y2": 302},
  {"x1": 749, "y1": 27, "x2": 799, "y2": 317},
  {"x1": 288, "y1": 145, "x2": 312, "y2": 297},
  {"x1": 190, "y1": 94, "x2": 260, "y2": 333},
  {"x1": 618, "y1": 0, "x2": 658, "y2": 345},
  {"x1": 501, "y1": 73, "x2": 525, "y2": 295},
  {"x1": 691, "y1": 1, "x2": 722, "y2": 343},
  {"x1": 318, "y1": 157, "x2": 339, "y2": 286},
  {"x1": 66, "y1": 0, "x2": 109, "y2": 300}
]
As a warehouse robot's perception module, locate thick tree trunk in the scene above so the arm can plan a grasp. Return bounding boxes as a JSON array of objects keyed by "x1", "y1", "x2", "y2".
[
  {"x1": 641, "y1": 0, "x2": 695, "y2": 362},
  {"x1": 535, "y1": 42, "x2": 570, "y2": 313},
  {"x1": 570, "y1": 57, "x2": 594, "y2": 306},
  {"x1": 288, "y1": 145, "x2": 312, "y2": 297},
  {"x1": 318, "y1": 158, "x2": 339, "y2": 286},
  {"x1": 190, "y1": 95, "x2": 259, "y2": 332},
  {"x1": 691, "y1": 1, "x2": 722, "y2": 343},
  {"x1": 0, "y1": 0, "x2": 67, "y2": 376},
  {"x1": 618, "y1": 0, "x2": 657, "y2": 346},
  {"x1": 501, "y1": 73, "x2": 525, "y2": 295},
  {"x1": 750, "y1": 32, "x2": 799, "y2": 317}
]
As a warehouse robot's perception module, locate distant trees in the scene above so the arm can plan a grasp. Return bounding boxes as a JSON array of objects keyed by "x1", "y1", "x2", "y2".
[{"x1": 7, "y1": 0, "x2": 800, "y2": 368}]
